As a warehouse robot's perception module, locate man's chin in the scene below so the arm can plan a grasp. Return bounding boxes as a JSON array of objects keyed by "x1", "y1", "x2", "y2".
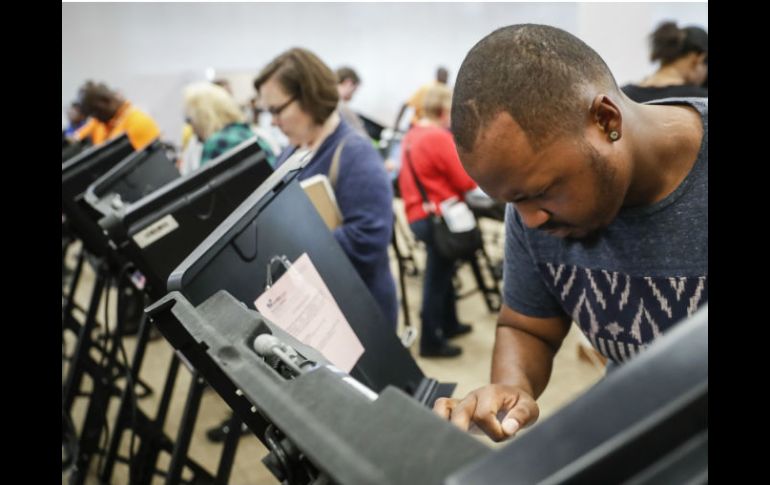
[
  {"x1": 568, "y1": 227, "x2": 604, "y2": 244},
  {"x1": 541, "y1": 221, "x2": 606, "y2": 241}
]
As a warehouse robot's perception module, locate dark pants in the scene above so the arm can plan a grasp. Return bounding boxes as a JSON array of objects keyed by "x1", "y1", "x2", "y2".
[{"x1": 410, "y1": 217, "x2": 461, "y2": 350}]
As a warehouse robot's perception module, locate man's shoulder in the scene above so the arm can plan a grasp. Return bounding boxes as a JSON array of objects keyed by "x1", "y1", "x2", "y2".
[{"x1": 646, "y1": 96, "x2": 707, "y2": 114}]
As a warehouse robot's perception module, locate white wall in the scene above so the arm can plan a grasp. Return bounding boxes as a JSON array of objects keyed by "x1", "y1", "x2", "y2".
[{"x1": 62, "y1": 2, "x2": 707, "y2": 145}]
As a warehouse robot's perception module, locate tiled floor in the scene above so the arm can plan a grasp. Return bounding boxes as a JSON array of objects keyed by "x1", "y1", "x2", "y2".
[{"x1": 62, "y1": 214, "x2": 605, "y2": 484}]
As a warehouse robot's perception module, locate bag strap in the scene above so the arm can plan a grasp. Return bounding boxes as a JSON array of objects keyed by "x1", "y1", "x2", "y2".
[
  {"x1": 329, "y1": 133, "x2": 354, "y2": 189},
  {"x1": 404, "y1": 145, "x2": 437, "y2": 215}
]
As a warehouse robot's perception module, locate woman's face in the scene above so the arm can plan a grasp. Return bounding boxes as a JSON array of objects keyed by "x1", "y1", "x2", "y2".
[{"x1": 259, "y1": 77, "x2": 317, "y2": 146}]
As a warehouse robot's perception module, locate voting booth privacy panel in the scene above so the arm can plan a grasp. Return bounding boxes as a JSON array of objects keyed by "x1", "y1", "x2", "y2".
[
  {"x1": 166, "y1": 160, "x2": 452, "y2": 400},
  {"x1": 99, "y1": 137, "x2": 273, "y2": 296}
]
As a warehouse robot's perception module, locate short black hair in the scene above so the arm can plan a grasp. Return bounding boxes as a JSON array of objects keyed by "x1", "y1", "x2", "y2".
[
  {"x1": 650, "y1": 21, "x2": 708, "y2": 65},
  {"x1": 336, "y1": 66, "x2": 360, "y2": 85},
  {"x1": 451, "y1": 24, "x2": 619, "y2": 153}
]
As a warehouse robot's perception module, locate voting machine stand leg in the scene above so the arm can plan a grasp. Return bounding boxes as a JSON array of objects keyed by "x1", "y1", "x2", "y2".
[
  {"x1": 456, "y1": 248, "x2": 502, "y2": 314},
  {"x1": 62, "y1": 245, "x2": 86, "y2": 335},
  {"x1": 472, "y1": 246, "x2": 502, "y2": 313},
  {"x1": 97, "y1": 285, "x2": 221, "y2": 484},
  {"x1": 392, "y1": 210, "x2": 420, "y2": 276},
  {"x1": 390, "y1": 215, "x2": 414, "y2": 332},
  {"x1": 99, "y1": 310, "x2": 153, "y2": 483},
  {"x1": 164, "y1": 370, "x2": 209, "y2": 485},
  {"x1": 102, "y1": 318, "x2": 210, "y2": 485},
  {"x1": 62, "y1": 258, "x2": 109, "y2": 485},
  {"x1": 215, "y1": 414, "x2": 243, "y2": 484},
  {"x1": 62, "y1": 258, "x2": 109, "y2": 415},
  {"x1": 98, "y1": 310, "x2": 174, "y2": 483}
]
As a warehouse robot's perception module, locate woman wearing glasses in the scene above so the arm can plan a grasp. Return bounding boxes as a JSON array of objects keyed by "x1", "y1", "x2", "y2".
[{"x1": 254, "y1": 47, "x2": 398, "y2": 330}]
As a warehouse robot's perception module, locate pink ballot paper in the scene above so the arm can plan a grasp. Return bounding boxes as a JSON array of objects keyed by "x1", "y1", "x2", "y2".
[{"x1": 254, "y1": 253, "x2": 364, "y2": 372}]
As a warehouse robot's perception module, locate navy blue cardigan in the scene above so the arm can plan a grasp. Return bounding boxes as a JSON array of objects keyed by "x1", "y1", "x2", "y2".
[{"x1": 276, "y1": 120, "x2": 398, "y2": 328}]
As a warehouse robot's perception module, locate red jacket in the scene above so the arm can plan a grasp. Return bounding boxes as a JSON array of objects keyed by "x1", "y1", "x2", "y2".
[{"x1": 398, "y1": 125, "x2": 477, "y2": 223}]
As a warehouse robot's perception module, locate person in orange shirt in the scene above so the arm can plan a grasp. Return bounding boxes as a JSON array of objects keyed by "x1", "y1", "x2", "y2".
[{"x1": 75, "y1": 81, "x2": 160, "y2": 150}]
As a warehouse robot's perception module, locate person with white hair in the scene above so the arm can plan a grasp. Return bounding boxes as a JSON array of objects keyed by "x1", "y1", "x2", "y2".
[{"x1": 183, "y1": 81, "x2": 256, "y2": 166}]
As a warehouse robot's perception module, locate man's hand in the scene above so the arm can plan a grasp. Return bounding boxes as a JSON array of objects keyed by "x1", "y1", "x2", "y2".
[
  {"x1": 434, "y1": 305, "x2": 568, "y2": 442},
  {"x1": 433, "y1": 384, "x2": 539, "y2": 442}
]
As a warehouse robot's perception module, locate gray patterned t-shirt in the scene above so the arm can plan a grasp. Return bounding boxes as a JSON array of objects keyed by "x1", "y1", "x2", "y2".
[{"x1": 502, "y1": 98, "x2": 707, "y2": 363}]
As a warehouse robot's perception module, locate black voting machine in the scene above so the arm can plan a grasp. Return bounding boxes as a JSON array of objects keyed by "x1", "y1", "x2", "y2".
[
  {"x1": 146, "y1": 290, "x2": 488, "y2": 485},
  {"x1": 447, "y1": 306, "x2": 708, "y2": 485},
  {"x1": 95, "y1": 139, "x2": 274, "y2": 484},
  {"x1": 63, "y1": 136, "x2": 457, "y2": 483},
  {"x1": 63, "y1": 135, "x2": 180, "y2": 377},
  {"x1": 62, "y1": 133, "x2": 152, "y2": 420},
  {"x1": 64, "y1": 135, "x2": 706, "y2": 484},
  {"x1": 62, "y1": 135, "x2": 135, "y2": 261},
  {"x1": 63, "y1": 136, "x2": 136, "y2": 481},
  {"x1": 147, "y1": 283, "x2": 708, "y2": 484},
  {"x1": 63, "y1": 137, "x2": 276, "y2": 484},
  {"x1": 99, "y1": 138, "x2": 274, "y2": 296},
  {"x1": 62, "y1": 137, "x2": 92, "y2": 164},
  {"x1": 166, "y1": 159, "x2": 455, "y2": 402},
  {"x1": 62, "y1": 135, "x2": 179, "y2": 483},
  {"x1": 62, "y1": 136, "x2": 182, "y2": 484},
  {"x1": 85, "y1": 141, "x2": 181, "y2": 222},
  {"x1": 151, "y1": 154, "x2": 705, "y2": 483},
  {"x1": 62, "y1": 136, "x2": 135, "y2": 343}
]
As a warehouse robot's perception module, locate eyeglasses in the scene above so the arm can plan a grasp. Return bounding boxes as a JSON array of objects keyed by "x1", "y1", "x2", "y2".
[{"x1": 267, "y1": 96, "x2": 297, "y2": 117}]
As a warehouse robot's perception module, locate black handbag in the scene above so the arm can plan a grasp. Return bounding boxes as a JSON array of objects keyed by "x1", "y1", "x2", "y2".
[{"x1": 404, "y1": 145, "x2": 483, "y2": 260}]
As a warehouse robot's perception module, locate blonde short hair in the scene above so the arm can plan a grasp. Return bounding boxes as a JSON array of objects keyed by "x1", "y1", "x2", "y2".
[
  {"x1": 423, "y1": 84, "x2": 452, "y2": 120},
  {"x1": 183, "y1": 82, "x2": 245, "y2": 140}
]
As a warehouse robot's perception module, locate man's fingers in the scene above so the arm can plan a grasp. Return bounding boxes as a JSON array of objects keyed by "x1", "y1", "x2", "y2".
[
  {"x1": 501, "y1": 416, "x2": 520, "y2": 436},
  {"x1": 449, "y1": 394, "x2": 478, "y2": 431},
  {"x1": 472, "y1": 388, "x2": 510, "y2": 441},
  {"x1": 434, "y1": 387, "x2": 540, "y2": 441},
  {"x1": 432, "y1": 397, "x2": 456, "y2": 420},
  {"x1": 502, "y1": 395, "x2": 539, "y2": 437}
]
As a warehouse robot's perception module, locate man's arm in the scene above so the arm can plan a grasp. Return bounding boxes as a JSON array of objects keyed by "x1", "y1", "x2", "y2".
[
  {"x1": 434, "y1": 304, "x2": 571, "y2": 441},
  {"x1": 492, "y1": 304, "x2": 571, "y2": 396}
]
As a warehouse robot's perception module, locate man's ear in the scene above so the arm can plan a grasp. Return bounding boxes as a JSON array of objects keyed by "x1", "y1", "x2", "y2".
[{"x1": 589, "y1": 94, "x2": 623, "y2": 142}]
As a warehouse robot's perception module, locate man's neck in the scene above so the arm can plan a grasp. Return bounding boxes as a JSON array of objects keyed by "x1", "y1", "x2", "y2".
[{"x1": 623, "y1": 101, "x2": 703, "y2": 207}]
